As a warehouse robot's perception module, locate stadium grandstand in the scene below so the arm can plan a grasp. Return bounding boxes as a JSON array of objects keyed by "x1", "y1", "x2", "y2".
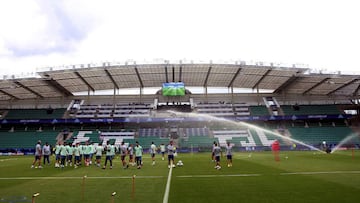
[{"x1": 1, "y1": 60, "x2": 360, "y2": 154}]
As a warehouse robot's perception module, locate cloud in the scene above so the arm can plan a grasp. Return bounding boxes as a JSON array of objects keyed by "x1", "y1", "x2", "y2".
[
  {"x1": 0, "y1": 0, "x2": 95, "y2": 57},
  {"x1": 0, "y1": 0, "x2": 360, "y2": 76}
]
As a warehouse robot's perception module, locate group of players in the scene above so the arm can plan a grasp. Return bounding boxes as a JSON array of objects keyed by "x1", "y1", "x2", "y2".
[
  {"x1": 31, "y1": 139, "x2": 233, "y2": 170},
  {"x1": 212, "y1": 141, "x2": 233, "y2": 170},
  {"x1": 31, "y1": 138, "x2": 279, "y2": 171},
  {"x1": 31, "y1": 139, "x2": 178, "y2": 170}
]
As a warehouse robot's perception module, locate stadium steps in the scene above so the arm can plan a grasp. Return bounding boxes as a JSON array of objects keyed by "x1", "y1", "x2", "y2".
[
  {"x1": 181, "y1": 136, "x2": 219, "y2": 148},
  {"x1": 281, "y1": 105, "x2": 342, "y2": 116},
  {"x1": 212, "y1": 130, "x2": 249, "y2": 146},
  {"x1": 249, "y1": 106, "x2": 270, "y2": 116},
  {"x1": 229, "y1": 137, "x2": 255, "y2": 147},
  {"x1": 55, "y1": 132, "x2": 74, "y2": 143},
  {"x1": 248, "y1": 128, "x2": 287, "y2": 146},
  {"x1": 4, "y1": 108, "x2": 67, "y2": 119},
  {"x1": 132, "y1": 137, "x2": 169, "y2": 150},
  {"x1": 138, "y1": 128, "x2": 169, "y2": 137},
  {"x1": 72, "y1": 131, "x2": 101, "y2": 144},
  {"x1": 287, "y1": 126, "x2": 356, "y2": 145},
  {"x1": 251, "y1": 129, "x2": 274, "y2": 146},
  {"x1": 99, "y1": 131, "x2": 135, "y2": 146},
  {"x1": 0, "y1": 131, "x2": 59, "y2": 149},
  {"x1": 183, "y1": 128, "x2": 210, "y2": 137}
]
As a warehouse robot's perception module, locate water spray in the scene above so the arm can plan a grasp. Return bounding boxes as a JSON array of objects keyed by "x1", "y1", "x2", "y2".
[
  {"x1": 238, "y1": 121, "x2": 325, "y2": 153},
  {"x1": 331, "y1": 133, "x2": 359, "y2": 154},
  {"x1": 167, "y1": 110, "x2": 325, "y2": 153}
]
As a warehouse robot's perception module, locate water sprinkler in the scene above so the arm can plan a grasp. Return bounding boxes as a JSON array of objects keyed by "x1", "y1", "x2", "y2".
[
  {"x1": 111, "y1": 192, "x2": 116, "y2": 203},
  {"x1": 132, "y1": 175, "x2": 136, "y2": 200},
  {"x1": 32, "y1": 193, "x2": 40, "y2": 203}
]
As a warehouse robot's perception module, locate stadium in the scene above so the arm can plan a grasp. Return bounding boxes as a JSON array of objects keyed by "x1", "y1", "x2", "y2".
[{"x1": 1, "y1": 61, "x2": 360, "y2": 203}]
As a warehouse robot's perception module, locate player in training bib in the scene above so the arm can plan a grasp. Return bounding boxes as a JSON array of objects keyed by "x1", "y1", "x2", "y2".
[
  {"x1": 83, "y1": 141, "x2": 92, "y2": 166},
  {"x1": 134, "y1": 141, "x2": 143, "y2": 169},
  {"x1": 128, "y1": 143, "x2": 134, "y2": 166},
  {"x1": 160, "y1": 143, "x2": 166, "y2": 160},
  {"x1": 42, "y1": 142, "x2": 51, "y2": 165},
  {"x1": 59, "y1": 141, "x2": 67, "y2": 168},
  {"x1": 54, "y1": 142, "x2": 61, "y2": 168},
  {"x1": 103, "y1": 141, "x2": 113, "y2": 169},
  {"x1": 167, "y1": 141, "x2": 176, "y2": 168},
  {"x1": 31, "y1": 140, "x2": 42, "y2": 169},
  {"x1": 120, "y1": 141, "x2": 129, "y2": 169},
  {"x1": 95, "y1": 143, "x2": 104, "y2": 167},
  {"x1": 225, "y1": 142, "x2": 233, "y2": 167},
  {"x1": 66, "y1": 142, "x2": 74, "y2": 167},
  {"x1": 213, "y1": 142, "x2": 222, "y2": 170},
  {"x1": 150, "y1": 142, "x2": 157, "y2": 165},
  {"x1": 73, "y1": 143, "x2": 81, "y2": 168}
]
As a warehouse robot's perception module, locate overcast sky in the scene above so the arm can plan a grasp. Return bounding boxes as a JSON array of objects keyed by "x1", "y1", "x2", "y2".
[{"x1": 0, "y1": 0, "x2": 359, "y2": 77}]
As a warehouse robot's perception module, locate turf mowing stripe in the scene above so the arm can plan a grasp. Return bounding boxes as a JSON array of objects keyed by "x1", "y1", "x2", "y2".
[
  {"x1": 0, "y1": 176, "x2": 164, "y2": 180},
  {"x1": 162, "y1": 166, "x2": 173, "y2": 203},
  {"x1": 280, "y1": 171, "x2": 360, "y2": 175},
  {"x1": 176, "y1": 174, "x2": 261, "y2": 178}
]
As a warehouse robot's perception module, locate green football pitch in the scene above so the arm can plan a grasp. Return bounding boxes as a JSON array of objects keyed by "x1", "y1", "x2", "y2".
[
  {"x1": 162, "y1": 86, "x2": 185, "y2": 96},
  {"x1": 1, "y1": 151, "x2": 360, "y2": 203}
]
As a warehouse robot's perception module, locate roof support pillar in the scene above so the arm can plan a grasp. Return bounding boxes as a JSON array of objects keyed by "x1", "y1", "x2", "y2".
[
  {"x1": 139, "y1": 87, "x2": 143, "y2": 103},
  {"x1": 172, "y1": 66, "x2": 175, "y2": 82},
  {"x1": 205, "y1": 86, "x2": 208, "y2": 103},
  {"x1": 230, "y1": 86, "x2": 234, "y2": 105},
  {"x1": 113, "y1": 86, "x2": 116, "y2": 106},
  {"x1": 87, "y1": 88, "x2": 91, "y2": 104},
  {"x1": 34, "y1": 96, "x2": 39, "y2": 109},
  {"x1": 256, "y1": 85, "x2": 261, "y2": 105}
]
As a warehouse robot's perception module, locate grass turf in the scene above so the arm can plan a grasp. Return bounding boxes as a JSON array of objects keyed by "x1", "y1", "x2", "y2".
[{"x1": 0, "y1": 150, "x2": 360, "y2": 203}]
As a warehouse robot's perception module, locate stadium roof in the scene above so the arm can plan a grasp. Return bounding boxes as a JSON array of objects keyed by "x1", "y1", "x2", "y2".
[{"x1": 0, "y1": 63, "x2": 359, "y2": 101}]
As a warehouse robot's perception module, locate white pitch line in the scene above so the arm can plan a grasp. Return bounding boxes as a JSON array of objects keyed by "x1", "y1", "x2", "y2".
[
  {"x1": 162, "y1": 165, "x2": 173, "y2": 203},
  {"x1": 86, "y1": 176, "x2": 164, "y2": 179},
  {"x1": 0, "y1": 176, "x2": 164, "y2": 180},
  {"x1": 0, "y1": 177, "x2": 83, "y2": 180},
  {"x1": 280, "y1": 171, "x2": 360, "y2": 175},
  {"x1": 0, "y1": 158, "x2": 18, "y2": 162},
  {"x1": 177, "y1": 174, "x2": 261, "y2": 178},
  {"x1": 2, "y1": 171, "x2": 359, "y2": 181}
]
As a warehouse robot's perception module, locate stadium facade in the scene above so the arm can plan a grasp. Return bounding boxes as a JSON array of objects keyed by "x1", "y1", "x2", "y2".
[{"x1": 0, "y1": 61, "x2": 359, "y2": 154}]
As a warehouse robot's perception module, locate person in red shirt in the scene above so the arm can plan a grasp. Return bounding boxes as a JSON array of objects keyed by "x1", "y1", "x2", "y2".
[{"x1": 271, "y1": 140, "x2": 280, "y2": 162}]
